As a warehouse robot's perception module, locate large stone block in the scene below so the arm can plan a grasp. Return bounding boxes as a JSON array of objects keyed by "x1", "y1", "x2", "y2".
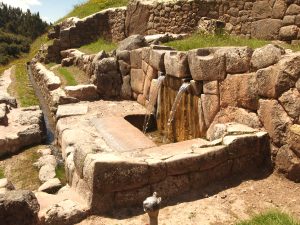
[
  {"x1": 149, "y1": 48, "x2": 170, "y2": 71},
  {"x1": 216, "y1": 47, "x2": 252, "y2": 74},
  {"x1": 0, "y1": 190, "x2": 40, "y2": 225},
  {"x1": 279, "y1": 25, "x2": 299, "y2": 41},
  {"x1": 115, "y1": 186, "x2": 151, "y2": 208},
  {"x1": 188, "y1": 48, "x2": 226, "y2": 81},
  {"x1": 207, "y1": 107, "x2": 262, "y2": 141},
  {"x1": 130, "y1": 48, "x2": 143, "y2": 69},
  {"x1": 251, "y1": 19, "x2": 282, "y2": 40},
  {"x1": 279, "y1": 88, "x2": 300, "y2": 122},
  {"x1": 95, "y1": 71, "x2": 122, "y2": 98},
  {"x1": 252, "y1": 0, "x2": 272, "y2": 19},
  {"x1": 220, "y1": 73, "x2": 259, "y2": 111},
  {"x1": 64, "y1": 84, "x2": 99, "y2": 101},
  {"x1": 130, "y1": 69, "x2": 145, "y2": 94},
  {"x1": 278, "y1": 53, "x2": 300, "y2": 79},
  {"x1": 251, "y1": 44, "x2": 284, "y2": 69},
  {"x1": 164, "y1": 51, "x2": 190, "y2": 78},
  {"x1": 258, "y1": 99, "x2": 292, "y2": 146},
  {"x1": 276, "y1": 145, "x2": 300, "y2": 182},
  {"x1": 201, "y1": 94, "x2": 220, "y2": 129},
  {"x1": 256, "y1": 65, "x2": 295, "y2": 98},
  {"x1": 272, "y1": 0, "x2": 287, "y2": 19},
  {"x1": 89, "y1": 153, "x2": 149, "y2": 192},
  {"x1": 121, "y1": 75, "x2": 132, "y2": 100}
]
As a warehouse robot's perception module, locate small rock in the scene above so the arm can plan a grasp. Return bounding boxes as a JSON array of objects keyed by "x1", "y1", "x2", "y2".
[
  {"x1": 37, "y1": 148, "x2": 52, "y2": 156},
  {"x1": 38, "y1": 178, "x2": 62, "y2": 194},
  {"x1": 34, "y1": 155, "x2": 57, "y2": 169},
  {"x1": 39, "y1": 164, "x2": 56, "y2": 183}
]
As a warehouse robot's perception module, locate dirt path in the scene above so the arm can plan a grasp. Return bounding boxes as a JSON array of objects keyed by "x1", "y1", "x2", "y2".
[{"x1": 77, "y1": 171, "x2": 300, "y2": 225}]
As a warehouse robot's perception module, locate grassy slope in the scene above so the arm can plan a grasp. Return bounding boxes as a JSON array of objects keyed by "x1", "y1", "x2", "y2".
[
  {"x1": 237, "y1": 211, "x2": 300, "y2": 225},
  {"x1": 165, "y1": 33, "x2": 300, "y2": 51},
  {"x1": 57, "y1": 67, "x2": 78, "y2": 86},
  {"x1": 59, "y1": 0, "x2": 128, "y2": 21},
  {"x1": 79, "y1": 38, "x2": 117, "y2": 54}
]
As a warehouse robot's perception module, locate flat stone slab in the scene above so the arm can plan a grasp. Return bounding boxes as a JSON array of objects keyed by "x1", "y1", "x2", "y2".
[
  {"x1": 56, "y1": 103, "x2": 88, "y2": 119},
  {"x1": 92, "y1": 116, "x2": 156, "y2": 152}
]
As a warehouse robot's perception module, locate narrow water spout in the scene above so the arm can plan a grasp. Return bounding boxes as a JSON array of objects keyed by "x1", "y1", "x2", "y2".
[
  {"x1": 143, "y1": 76, "x2": 165, "y2": 133},
  {"x1": 164, "y1": 82, "x2": 190, "y2": 142}
]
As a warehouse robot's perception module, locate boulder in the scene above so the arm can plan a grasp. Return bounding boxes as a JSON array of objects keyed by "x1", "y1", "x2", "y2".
[
  {"x1": 288, "y1": 124, "x2": 300, "y2": 158},
  {"x1": 0, "y1": 190, "x2": 40, "y2": 225},
  {"x1": 272, "y1": 0, "x2": 287, "y2": 19},
  {"x1": 279, "y1": 88, "x2": 300, "y2": 121},
  {"x1": 117, "y1": 35, "x2": 148, "y2": 52},
  {"x1": 258, "y1": 99, "x2": 292, "y2": 146},
  {"x1": 164, "y1": 51, "x2": 190, "y2": 78},
  {"x1": 220, "y1": 73, "x2": 259, "y2": 111},
  {"x1": 256, "y1": 65, "x2": 295, "y2": 98},
  {"x1": 95, "y1": 57, "x2": 118, "y2": 73},
  {"x1": 61, "y1": 57, "x2": 74, "y2": 67},
  {"x1": 286, "y1": 4, "x2": 300, "y2": 15},
  {"x1": 39, "y1": 164, "x2": 56, "y2": 183},
  {"x1": 38, "y1": 178, "x2": 62, "y2": 194},
  {"x1": 283, "y1": 15, "x2": 296, "y2": 26},
  {"x1": 276, "y1": 145, "x2": 300, "y2": 182},
  {"x1": 279, "y1": 25, "x2": 299, "y2": 41},
  {"x1": 278, "y1": 53, "x2": 300, "y2": 79},
  {"x1": 216, "y1": 47, "x2": 252, "y2": 74},
  {"x1": 251, "y1": 44, "x2": 284, "y2": 69},
  {"x1": 251, "y1": 19, "x2": 282, "y2": 40},
  {"x1": 95, "y1": 71, "x2": 122, "y2": 98},
  {"x1": 188, "y1": 48, "x2": 226, "y2": 81},
  {"x1": 207, "y1": 107, "x2": 262, "y2": 141},
  {"x1": 252, "y1": 0, "x2": 272, "y2": 19},
  {"x1": 41, "y1": 199, "x2": 87, "y2": 225},
  {"x1": 125, "y1": 1, "x2": 151, "y2": 36},
  {"x1": 64, "y1": 85, "x2": 99, "y2": 101}
]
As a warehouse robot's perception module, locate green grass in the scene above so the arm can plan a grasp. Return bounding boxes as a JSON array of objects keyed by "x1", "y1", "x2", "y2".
[
  {"x1": 165, "y1": 33, "x2": 272, "y2": 51},
  {"x1": 78, "y1": 38, "x2": 117, "y2": 54},
  {"x1": 60, "y1": 0, "x2": 128, "y2": 21},
  {"x1": 0, "y1": 167, "x2": 5, "y2": 179},
  {"x1": 2, "y1": 34, "x2": 48, "y2": 107},
  {"x1": 237, "y1": 211, "x2": 300, "y2": 225},
  {"x1": 55, "y1": 164, "x2": 67, "y2": 185},
  {"x1": 57, "y1": 67, "x2": 78, "y2": 86}
]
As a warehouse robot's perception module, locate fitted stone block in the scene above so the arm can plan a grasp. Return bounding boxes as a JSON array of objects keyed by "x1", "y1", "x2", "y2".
[
  {"x1": 188, "y1": 48, "x2": 226, "y2": 81},
  {"x1": 164, "y1": 51, "x2": 190, "y2": 78}
]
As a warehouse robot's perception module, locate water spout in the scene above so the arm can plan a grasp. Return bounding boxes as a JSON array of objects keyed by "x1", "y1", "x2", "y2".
[
  {"x1": 143, "y1": 76, "x2": 165, "y2": 133},
  {"x1": 164, "y1": 82, "x2": 190, "y2": 142}
]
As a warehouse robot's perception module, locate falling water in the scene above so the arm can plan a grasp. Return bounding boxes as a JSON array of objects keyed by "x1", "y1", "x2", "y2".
[
  {"x1": 143, "y1": 76, "x2": 165, "y2": 133},
  {"x1": 164, "y1": 82, "x2": 190, "y2": 143}
]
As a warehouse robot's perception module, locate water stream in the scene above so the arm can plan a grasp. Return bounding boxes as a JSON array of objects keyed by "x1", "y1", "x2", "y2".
[
  {"x1": 142, "y1": 76, "x2": 165, "y2": 133},
  {"x1": 163, "y1": 82, "x2": 191, "y2": 143}
]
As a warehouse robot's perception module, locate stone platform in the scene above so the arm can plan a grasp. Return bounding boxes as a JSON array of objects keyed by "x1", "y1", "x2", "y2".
[{"x1": 56, "y1": 100, "x2": 271, "y2": 214}]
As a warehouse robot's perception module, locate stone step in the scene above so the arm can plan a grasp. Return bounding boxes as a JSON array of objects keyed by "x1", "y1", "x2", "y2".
[{"x1": 92, "y1": 116, "x2": 156, "y2": 152}]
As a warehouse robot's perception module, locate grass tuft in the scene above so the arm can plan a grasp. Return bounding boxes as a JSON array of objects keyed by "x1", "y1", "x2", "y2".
[
  {"x1": 165, "y1": 32, "x2": 300, "y2": 52},
  {"x1": 57, "y1": 67, "x2": 78, "y2": 86},
  {"x1": 237, "y1": 210, "x2": 300, "y2": 225},
  {"x1": 61, "y1": 0, "x2": 129, "y2": 20},
  {"x1": 78, "y1": 38, "x2": 117, "y2": 54},
  {"x1": 0, "y1": 167, "x2": 5, "y2": 179},
  {"x1": 55, "y1": 164, "x2": 67, "y2": 185}
]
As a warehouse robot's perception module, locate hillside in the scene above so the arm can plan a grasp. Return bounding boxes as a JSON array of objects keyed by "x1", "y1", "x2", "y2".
[{"x1": 0, "y1": 3, "x2": 48, "y2": 65}]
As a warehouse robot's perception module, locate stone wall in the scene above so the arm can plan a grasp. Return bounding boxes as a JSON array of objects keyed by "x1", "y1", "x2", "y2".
[
  {"x1": 45, "y1": 7, "x2": 126, "y2": 63},
  {"x1": 127, "y1": 0, "x2": 300, "y2": 43}
]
